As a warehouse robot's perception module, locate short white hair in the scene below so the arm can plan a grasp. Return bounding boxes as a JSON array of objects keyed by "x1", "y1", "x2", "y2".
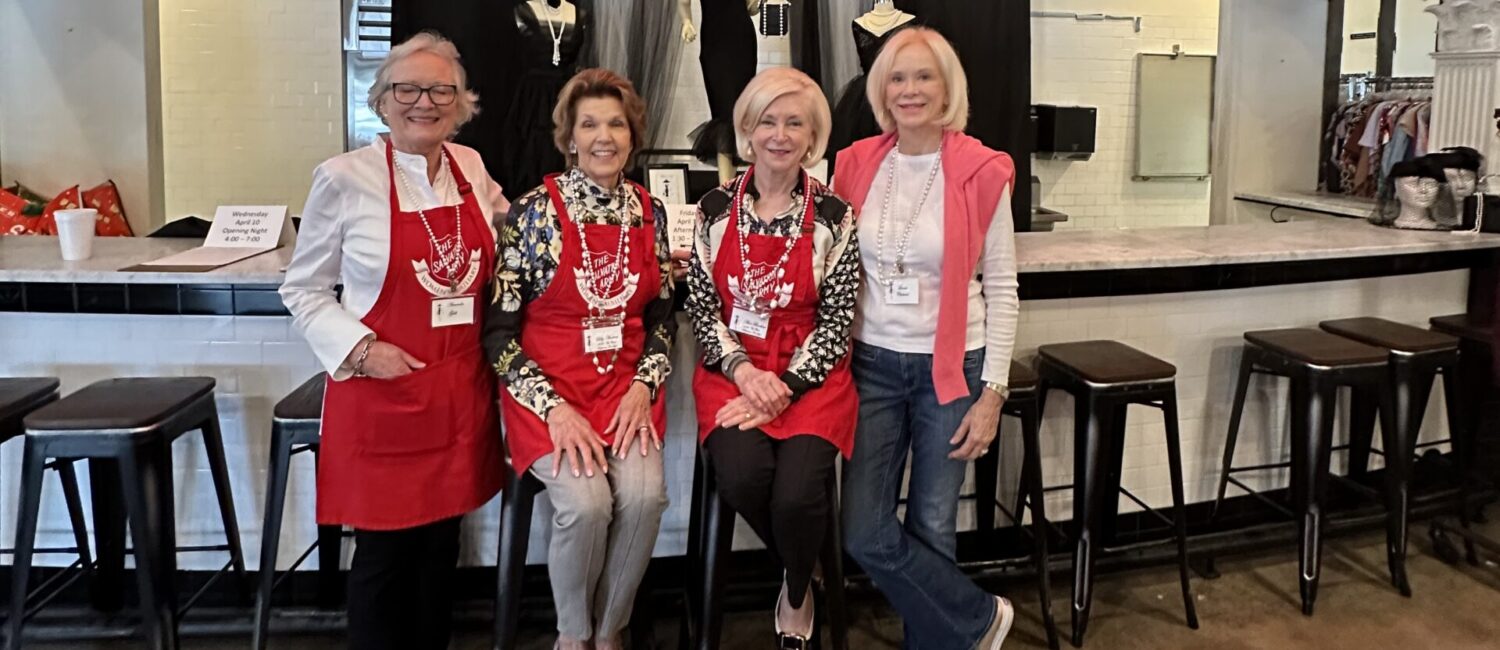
[
  {"x1": 368, "y1": 31, "x2": 480, "y2": 132},
  {"x1": 866, "y1": 27, "x2": 970, "y2": 134},
  {"x1": 732, "y1": 67, "x2": 833, "y2": 166}
]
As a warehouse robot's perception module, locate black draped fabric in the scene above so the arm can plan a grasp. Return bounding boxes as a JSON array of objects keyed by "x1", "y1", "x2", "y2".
[
  {"x1": 392, "y1": 1, "x2": 525, "y2": 197},
  {"x1": 691, "y1": 0, "x2": 758, "y2": 164},
  {"x1": 501, "y1": 3, "x2": 592, "y2": 197},
  {"x1": 892, "y1": 0, "x2": 1033, "y2": 231},
  {"x1": 828, "y1": 19, "x2": 920, "y2": 176}
]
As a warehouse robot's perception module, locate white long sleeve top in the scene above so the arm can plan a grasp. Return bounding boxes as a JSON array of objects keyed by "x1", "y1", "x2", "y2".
[
  {"x1": 851, "y1": 149, "x2": 1020, "y2": 387},
  {"x1": 279, "y1": 138, "x2": 508, "y2": 379}
]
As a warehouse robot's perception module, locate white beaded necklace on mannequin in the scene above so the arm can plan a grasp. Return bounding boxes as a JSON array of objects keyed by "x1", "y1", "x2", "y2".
[{"x1": 538, "y1": 1, "x2": 566, "y2": 66}]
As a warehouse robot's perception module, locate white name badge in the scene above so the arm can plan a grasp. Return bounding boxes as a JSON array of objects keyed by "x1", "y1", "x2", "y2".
[
  {"x1": 582, "y1": 314, "x2": 625, "y2": 354},
  {"x1": 431, "y1": 296, "x2": 475, "y2": 328},
  {"x1": 886, "y1": 277, "x2": 920, "y2": 305},
  {"x1": 729, "y1": 306, "x2": 771, "y2": 339}
]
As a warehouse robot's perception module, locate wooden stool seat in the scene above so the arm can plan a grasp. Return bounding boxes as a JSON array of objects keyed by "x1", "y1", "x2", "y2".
[
  {"x1": 24, "y1": 377, "x2": 216, "y2": 432},
  {"x1": 0, "y1": 378, "x2": 62, "y2": 435},
  {"x1": 1320, "y1": 318, "x2": 1458, "y2": 353},
  {"x1": 1244, "y1": 329, "x2": 1387, "y2": 367},
  {"x1": 272, "y1": 375, "x2": 326, "y2": 422},
  {"x1": 1009, "y1": 359, "x2": 1039, "y2": 391},
  {"x1": 1038, "y1": 341, "x2": 1175, "y2": 384},
  {"x1": 1429, "y1": 313, "x2": 1490, "y2": 343}
]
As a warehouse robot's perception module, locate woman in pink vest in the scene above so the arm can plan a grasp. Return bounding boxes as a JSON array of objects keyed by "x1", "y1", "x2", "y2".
[{"x1": 833, "y1": 27, "x2": 1020, "y2": 650}]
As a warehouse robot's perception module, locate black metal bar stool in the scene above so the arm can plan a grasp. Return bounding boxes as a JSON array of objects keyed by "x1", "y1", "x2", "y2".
[
  {"x1": 1427, "y1": 313, "x2": 1493, "y2": 564},
  {"x1": 976, "y1": 360, "x2": 1059, "y2": 650},
  {"x1": 1320, "y1": 317, "x2": 1465, "y2": 594},
  {"x1": 253, "y1": 374, "x2": 349, "y2": 650},
  {"x1": 1209, "y1": 329, "x2": 1396, "y2": 616},
  {"x1": 493, "y1": 463, "x2": 657, "y2": 650},
  {"x1": 687, "y1": 449, "x2": 848, "y2": 650},
  {"x1": 6, "y1": 377, "x2": 248, "y2": 650},
  {"x1": 1035, "y1": 341, "x2": 1198, "y2": 647},
  {"x1": 0, "y1": 378, "x2": 95, "y2": 614}
]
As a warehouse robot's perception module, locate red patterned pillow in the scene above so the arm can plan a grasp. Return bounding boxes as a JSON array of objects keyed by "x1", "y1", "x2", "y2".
[
  {"x1": 82, "y1": 180, "x2": 134, "y2": 236},
  {"x1": 34, "y1": 186, "x2": 83, "y2": 236},
  {"x1": 0, "y1": 188, "x2": 35, "y2": 236}
]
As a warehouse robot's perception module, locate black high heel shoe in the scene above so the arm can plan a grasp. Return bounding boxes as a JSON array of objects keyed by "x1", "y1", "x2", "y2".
[{"x1": 775, "y1": 581, "x2": 815, "y2": 649}]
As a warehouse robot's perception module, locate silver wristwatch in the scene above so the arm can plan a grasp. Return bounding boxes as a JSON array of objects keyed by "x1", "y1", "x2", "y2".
[{"x1": 984, "y1": 381, "x2": 1010, "y2": 400}]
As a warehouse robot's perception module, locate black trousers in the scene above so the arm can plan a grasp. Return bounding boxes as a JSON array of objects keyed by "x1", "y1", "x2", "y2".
[
  {"x1": 347, "y1": 516, "x2": 463, "y2": 650},
  {"x1": 704, "y1": 427, "x2": 838, "y2": 609}
]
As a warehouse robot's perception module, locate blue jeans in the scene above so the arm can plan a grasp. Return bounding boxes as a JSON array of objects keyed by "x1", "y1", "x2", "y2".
[{"x1": 842, "y1": 342, "x2": 995, "y2": 650}]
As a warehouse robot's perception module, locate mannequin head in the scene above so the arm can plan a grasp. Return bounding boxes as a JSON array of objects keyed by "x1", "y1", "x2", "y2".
[
  {"x1": 552, "y1": 68, "x2": 648, "y2": 187},
  {"x1": 1428, "y1": 146, "x2": 1484, "y2": 199},
  {"x1": 1373, "y1": 158, "x2": 1453, "y2": 229},
  {"x1": 369, "y1": 32, "x2": 479, "y2": 154},
  {"x1": 867, "y1": 27, "x2": 970, "y2": 136},
  {"x1": 734, "y1": 67, "x2": 831, "y2": 172}
]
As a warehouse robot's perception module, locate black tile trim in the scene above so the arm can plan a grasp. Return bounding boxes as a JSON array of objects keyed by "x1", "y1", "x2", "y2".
[
  {"x1": 1019, "y1": 250, "x2": 1497, "y2": 301},
  {"x1": 0, "y1": 282, "x2": 290, "y2": 316}
]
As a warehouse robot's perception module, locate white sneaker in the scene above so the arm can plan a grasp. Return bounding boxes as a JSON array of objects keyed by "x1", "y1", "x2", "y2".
[{"x1": 977, "y1": 596, "x2": 1014, "y2": 650}]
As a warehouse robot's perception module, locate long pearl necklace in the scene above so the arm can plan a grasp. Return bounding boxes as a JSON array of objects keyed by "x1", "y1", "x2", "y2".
[
  {"x1": 734, "y1": 168, "x2": 809, "y2": 306},
  {"x1": 539, "y1": 1, "x2": 566, "y2": 66},
  {"x1": 393, "y1": 151, "x2": 466, "y2": 289},
  {"x1": 874, "y1": 142, "x2": 943, "y2": 286},
  {"x1": 572, "y1": 177, "x2": 633, "y2": 374}
]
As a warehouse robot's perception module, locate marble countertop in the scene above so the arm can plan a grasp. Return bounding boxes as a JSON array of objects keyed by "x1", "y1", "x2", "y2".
[
  {"x1": 0, "y1": 237, "x2": 292, "y2": 284},
  {"x1": 1014, "y1": 218, "x2": 1500, "y2": 272},
  {"x1": 1234, "y1": 190, "x2": 1375, "y2": 218},
  {"x1": 4, "y1": 217, "x2": 1500, "y2": 283}
]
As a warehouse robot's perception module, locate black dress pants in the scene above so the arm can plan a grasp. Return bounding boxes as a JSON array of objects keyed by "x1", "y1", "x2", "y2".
[
  {"x1": 347, "y1": 516, "x2": 463, "y2": 650},
  {"x1": 704, "y1": 427, "x2": 838, "y2": 608}
]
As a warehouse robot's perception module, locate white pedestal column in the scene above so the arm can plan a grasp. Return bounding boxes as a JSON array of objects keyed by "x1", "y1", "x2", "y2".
[{"x1": 1430, "y1": 51, "x2": 1500, "y2": 161}]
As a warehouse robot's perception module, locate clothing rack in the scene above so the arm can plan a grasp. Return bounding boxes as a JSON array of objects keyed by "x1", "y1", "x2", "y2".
[{"x1": 1341, "y1": 74, "x2": 1434, "y2": 101}]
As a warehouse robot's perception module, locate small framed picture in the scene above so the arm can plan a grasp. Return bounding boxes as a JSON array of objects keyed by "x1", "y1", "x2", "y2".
[{"x1": 645, "y1": 164, "x2": 690, "y2": 206}]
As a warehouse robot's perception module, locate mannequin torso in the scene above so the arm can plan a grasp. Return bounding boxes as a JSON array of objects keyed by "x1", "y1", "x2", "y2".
[
  {"x1": 515, "y1": 0, "x2": 589, "y2": 69},
  {"x1": 855, "y1": 3, "x2": 917, "y2": 38}
]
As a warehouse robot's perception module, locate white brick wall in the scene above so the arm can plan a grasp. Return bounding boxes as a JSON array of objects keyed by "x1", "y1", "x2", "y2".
[
  {"x1": 1032, "y1": 0, "x2": 1220, "y2": 230},
  {"x1": 158, "y1": 0, "x2": 345, "y2": 222}
]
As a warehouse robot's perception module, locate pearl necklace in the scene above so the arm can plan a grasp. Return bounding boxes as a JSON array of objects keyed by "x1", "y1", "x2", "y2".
[
  {"x1": 874, "y1": 142, "x2": 943, "y2": 286},
  {"x1": 734, "y1": 168, "x2": 809, "y2": 306},
  {"x1": 539, "y1": 1, "x2": 566, "y2": 66},
  {"x1": 393, "y1": 150, "x2": 466, "y2": 289},
  {"x1": 569, "y1": 175, "x2": 633, "y2": 374},
  {"x1": 759, "y1": 0, "x2": 790, "y2": 38}
]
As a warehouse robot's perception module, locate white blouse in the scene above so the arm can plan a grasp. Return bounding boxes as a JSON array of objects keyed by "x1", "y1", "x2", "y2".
[
  {"x1": 279, "y1": 138, "x2": 508, "y2": 379},
  {"x1": 851, "y1": 149, "x2": 1020, "y2": 387}
]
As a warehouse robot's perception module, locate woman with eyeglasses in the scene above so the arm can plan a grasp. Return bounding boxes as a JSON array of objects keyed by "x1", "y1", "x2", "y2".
[{"x1": 280, "y1": 31, "x2": 507, "y2": 650}]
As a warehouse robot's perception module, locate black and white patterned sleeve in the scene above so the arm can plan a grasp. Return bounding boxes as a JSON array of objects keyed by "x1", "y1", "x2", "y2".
[
  {"x1": 481, "y1": 191, "x2": 566, "y2": 420},
  {"x1": 686, "y1": 193, "x2": 750, "y2": 377},
  {"x1": 783, "y1": 203, "x2": 860, "y2": 399},
  {"x1": 632, "y1": 198, "x2": 677, "y2": 397}
]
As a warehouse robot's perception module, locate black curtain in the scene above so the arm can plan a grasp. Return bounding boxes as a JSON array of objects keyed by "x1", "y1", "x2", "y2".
[
  {"x1": 894, "y1": 0, "x2": 1033, "y2": 231},
  {"x1": 392, "y1": 1, "x2": 528, "y2": 195}
]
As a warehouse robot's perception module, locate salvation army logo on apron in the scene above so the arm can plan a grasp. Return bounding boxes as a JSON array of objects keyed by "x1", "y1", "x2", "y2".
[
  {"x1": 411, "y1": 231, "x2": 482, "y2": 298},
  {"x1": 728, "y1": 261, "x2": 795, "y2": 312},
  {"x1": 572, "y1": 249, "x2": 640, "y2": 312}
]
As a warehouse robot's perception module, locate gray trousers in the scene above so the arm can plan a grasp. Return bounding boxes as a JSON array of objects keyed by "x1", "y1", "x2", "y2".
[{"x1": 531, "y1": 448, "x2": 668, "y2": 640}]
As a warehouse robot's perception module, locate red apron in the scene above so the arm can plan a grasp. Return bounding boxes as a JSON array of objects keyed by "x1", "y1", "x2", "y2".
[
  {"x1": 693, "y1": 169, "x2": 858, "y2": 457},
  {"x1": 317, "y1": 143, "x2": 503, "y2": 530},
  {"x1": 501, "y1": 175, "x2": 666, "y2": 474}
]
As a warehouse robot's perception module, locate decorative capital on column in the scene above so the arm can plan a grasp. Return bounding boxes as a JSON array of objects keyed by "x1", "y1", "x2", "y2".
[{"x1": 1427, "y1": 0, "x2": 1500, "y2": 53}]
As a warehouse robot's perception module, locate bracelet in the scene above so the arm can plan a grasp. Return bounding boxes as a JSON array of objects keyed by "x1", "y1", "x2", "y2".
[{"x1": 352, "y1": 339, "x2": 375, "y2": 377}]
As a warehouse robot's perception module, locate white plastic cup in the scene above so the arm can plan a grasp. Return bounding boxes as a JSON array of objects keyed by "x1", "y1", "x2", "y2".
[{"x1": 54, "y1": 209, "x2": 98, "y2": 261}]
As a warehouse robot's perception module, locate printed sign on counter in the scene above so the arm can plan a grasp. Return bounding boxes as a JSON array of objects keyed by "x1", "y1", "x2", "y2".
[{"x1": 125, "y1": 205, "x2": 290, "y2": 272}]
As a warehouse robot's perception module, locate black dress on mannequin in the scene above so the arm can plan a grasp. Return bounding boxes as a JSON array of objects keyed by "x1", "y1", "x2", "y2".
[
  {"x1": 828, "y1": 19, "x2": 918, "y2": 170},
  {"x1": 502, "y1": 0, "x2": 591, "y2": 196},
  {"x1": 690, "y1": 0, "x2": 757, "y2": 164}
]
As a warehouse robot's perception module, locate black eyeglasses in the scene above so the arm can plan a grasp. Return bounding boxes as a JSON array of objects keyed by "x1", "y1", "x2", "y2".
[{"x1": 390, "y1": 83, "x2": 459, "y2": 106}]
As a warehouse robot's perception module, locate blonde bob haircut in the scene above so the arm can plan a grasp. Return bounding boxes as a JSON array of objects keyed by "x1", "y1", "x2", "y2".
[
  {"x1": 368, "y1": 31, "x2": 480, "y2": 133},
  {"x1": 732, "y1": 67, "x2": 833, "y2": 166},
  {"x1": 866, "y1": 27, "x2": 970, "y2": 134}
]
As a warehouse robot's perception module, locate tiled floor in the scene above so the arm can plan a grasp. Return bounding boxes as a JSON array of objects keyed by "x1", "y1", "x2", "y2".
[{"x1": 29, "y1": 519, "x2": 1500, "y2": 649}]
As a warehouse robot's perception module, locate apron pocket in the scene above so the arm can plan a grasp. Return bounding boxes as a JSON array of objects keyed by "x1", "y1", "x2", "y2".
[{"x1": 353, "y1": 357, "x2": 459, "y2": 458}]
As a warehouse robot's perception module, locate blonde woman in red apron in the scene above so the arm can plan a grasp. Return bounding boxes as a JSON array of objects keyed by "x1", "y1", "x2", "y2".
[
  {"x1": 686, "y1": 67, "x2": 862, "y2": 648},
  {"x1": 481, "y1": 69, "x2": 676, "y2": 650},
  {"x1": 280, "y1": 33, "x2": 505, "y2": 650}
]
